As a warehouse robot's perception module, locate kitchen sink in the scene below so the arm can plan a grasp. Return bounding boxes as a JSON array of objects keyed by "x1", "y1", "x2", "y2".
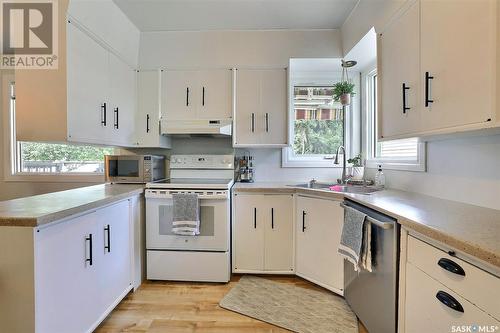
[
  {"x1": 291, "y1": 182, "x2": 382, "y2": 194},
  {"x1": 328, "y1": 184, "x2": 382, "y2": 194}
]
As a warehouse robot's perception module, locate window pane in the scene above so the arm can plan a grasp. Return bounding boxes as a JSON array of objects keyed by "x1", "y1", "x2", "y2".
[
  {"x1": 377, "y1": 138, "x2": 418, "y2": 159},
  {"x1": 19, "y1": 142, "x2": 113, "y2": 173},
  {"x1": 293, "y1": 86, "x2": 344, "y2": 156}
]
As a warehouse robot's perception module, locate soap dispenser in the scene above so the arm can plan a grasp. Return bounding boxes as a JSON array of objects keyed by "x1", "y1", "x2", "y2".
[{"x1": 375, "y1": 165, "x2": 386, "y2": 187}]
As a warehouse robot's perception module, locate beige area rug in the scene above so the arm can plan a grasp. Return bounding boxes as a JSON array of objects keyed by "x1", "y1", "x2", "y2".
[{"x1": 219, "y1": 276, "x2": 358, "y2": 333}]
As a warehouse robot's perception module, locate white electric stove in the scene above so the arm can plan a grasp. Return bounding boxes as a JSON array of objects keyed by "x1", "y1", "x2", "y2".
[{"x1": 145, "y1": 155, "x2": 234, "y2": 283}]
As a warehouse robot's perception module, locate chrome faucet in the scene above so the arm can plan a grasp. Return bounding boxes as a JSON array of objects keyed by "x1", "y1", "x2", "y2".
[{"x1": 334, "y1": 145, "x2": 348, "y2": 184}]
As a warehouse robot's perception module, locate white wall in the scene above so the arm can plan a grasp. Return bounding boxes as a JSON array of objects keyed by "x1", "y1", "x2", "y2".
[
  {"x1": 341, "y1": 0, "x2": 405, "y2": 54},
  {"x1": 344, "y1": 0, "x2": 500, "y2": 210},
  {"x1": 139, "y1": 29, "x2": 344, "y2": 182},
  {"x1": 139, "y1": 29, "x2": 342, "y2": 69}
]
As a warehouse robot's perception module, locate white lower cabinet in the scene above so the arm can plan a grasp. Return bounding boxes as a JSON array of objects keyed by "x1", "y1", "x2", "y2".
[
  {"x1": 233, "y1": 193, "x2": 294, "y2": 273},
  {"x1": 401, "y1": 233, "x2": 500, "y2": 333},
  {"x1": 295, "y1": 196, "x2": 344, "y2": 294},
  {"x1": 34, "y1": 200, "x2": 132, "y2": 333},
  {"x1": 405, "y1": 263, "x2": 499, "y2": 333}
]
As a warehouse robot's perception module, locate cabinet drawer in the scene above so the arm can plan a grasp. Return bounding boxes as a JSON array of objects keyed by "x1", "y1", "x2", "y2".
[
  {"x1": 407, "y1": 235, "x2": 500, "y2": 319},
  {"x1": 405, "y1": 263, "x2": 499, "y2": 333}
]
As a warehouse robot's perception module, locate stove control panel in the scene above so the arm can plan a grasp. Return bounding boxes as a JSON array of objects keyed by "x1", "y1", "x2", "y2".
[{"x1": 170, "y1": 155, "x2": 234, "y2": 169}]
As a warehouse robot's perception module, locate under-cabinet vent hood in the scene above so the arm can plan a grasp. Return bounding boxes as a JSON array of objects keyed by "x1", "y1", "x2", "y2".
[{"x1": 161, "y1": 119, "x2": 232, "y2": 136}]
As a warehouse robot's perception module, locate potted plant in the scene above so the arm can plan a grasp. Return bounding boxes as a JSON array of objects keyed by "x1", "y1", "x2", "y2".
[
  {"x1": 347, "y1": 153, "x2": 364, "y2": 180},
  {"x1": 333, "y1": 81, "x2": 355, "y2": 106}
]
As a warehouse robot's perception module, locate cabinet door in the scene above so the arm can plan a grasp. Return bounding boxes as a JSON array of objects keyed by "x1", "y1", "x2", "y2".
[
  {"x1": 96, "y1": 201, "x2": 132, "y2": 313},
  {"x1": 136, "y1": 70, "x2": 168, "y2": 147},
  {"x1": 260, "y1": 69, "x2": 288, "y2": 145},
  {"x1": 197, "y1": 69, "x2": 232, "y2": 119},
  {"x1": 67, "y1": 22, "x2": 108, "y2": 144},
  {"x1": 264, "y1": 195, "x2": 294, "y2": 272},
  {"x1": 378, "y1": 1, "x2": 421, "y2": 139},
  {"x1": 296, "y1": 196, "x2": 344, "y2": 292},
  {"x1": 108, "y1": 53, "x2": 136, "y2": 146},
  {"x1": 234, "y1": 69, "x2": 262, "y2": 145},
  {"x1": 35, "y1": 212, "x2": 100, "y2": 333},
  {"x1": 163, "y1": 70, "x2": 199, "y2": 120},
  {"x1": 420, "y1": 0, "x2": 495, "y2": 131},
  {"x1": 405, "y1": 263, "x2": 499, "y2": 333},
  {"x1": 233, "y1": 194, "x2": 265, "y2": 271}
]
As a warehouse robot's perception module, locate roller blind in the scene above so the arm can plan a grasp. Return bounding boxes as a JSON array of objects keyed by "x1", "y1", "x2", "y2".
[{"x1": 378, "y1": 138, "x2": 419, "y2": 159}]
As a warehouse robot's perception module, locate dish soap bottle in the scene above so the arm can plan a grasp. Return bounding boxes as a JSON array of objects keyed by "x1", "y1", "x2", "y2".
[{"x1": 375, "y1": 165, "x2": 386, "y2": 187}]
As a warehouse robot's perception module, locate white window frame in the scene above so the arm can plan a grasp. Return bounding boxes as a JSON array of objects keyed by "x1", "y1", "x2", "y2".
[
  {"x1": 2, "y1": 76, "x2": 107, "y2": 183},
  {"x1": 282, "y1": 71, "x2": 357, "y2": 168},
  {"x1": 362, "y1": 67, "x2": 426, "y2": 172}
]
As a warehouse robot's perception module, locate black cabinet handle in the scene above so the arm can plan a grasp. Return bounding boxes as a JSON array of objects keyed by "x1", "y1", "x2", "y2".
[
  {"x1": 202, "y1": 87, "x2": 205, "y2": 106},
  {"x1": 254, "y1": 207, "x2": 257, "y2": 229},
  {"x1": 302, "y1": 211, "x2": 306, "y2": 232},
  {"x1": 402, "y1": 83, "x2": 410, "y2": 114},
  {"x1": 251, "y1": 113, "x2": 255, "y2": 133},
  {"x1": 425, "y1": 71, "x2": 434, "y2": 107},
  {"x1": 104, "y1": 224, "x2": 111, "y2": 253},
  {"x1": 265, "y1": 113, "x2": 269, "y2": 132},
  {"x1": 85, "y1": 234, "x2": 93, "y2": 266},
  {"x1": 186, "y1": 87, "x2": 190, "y2": 106},
  {"x1": 114, "y1": 107, "x2": 119, "y2": 129},
  {"x1": 438, "y1": 258, "x2": 465, "y2": 276},
  {"x1": 101, "y1": 103, "x2": 107, "y2": 126},
  {"x1": 271, "y1": 208, "x2": 274, "y2": 229},
  {"x1": 436, "y1": 291, "x2": 464, "y2": 313},
  {"x1": 146, "y1": 114, "x2": 150, "y2": 133}
]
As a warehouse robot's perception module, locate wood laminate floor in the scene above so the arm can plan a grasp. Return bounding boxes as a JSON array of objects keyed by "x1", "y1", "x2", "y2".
[{"x1": 95, "y1": 275, "x2": 368, "y2": 333}]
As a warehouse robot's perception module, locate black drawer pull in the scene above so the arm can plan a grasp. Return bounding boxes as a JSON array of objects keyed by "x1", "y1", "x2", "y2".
[
  {"x1": 104, "y1": 224, "x2": 111, "y2": 253},
  {"x1": 438, "y1": 258, "x2": 465, "y2": 276},
  {"x1": 402, "y1": 83, "x2": 410, "y2": 114},
  {"x1": 425, "y1": 71, "x2": 434, "y2": 107},
  {"x1": 302, "y1": 211, "x2": 306, "y2": 232},
  {"x1": 254, "y1": 207, "x2": 257, "y2": 229},
  {"x1": 114, "y1": 107, "x2": 119, "y2": 129},
  {"x1": 146, "y1": 114, "x2": 150, "y2": 133},
  {"x1": 436, "y1": 291, "x2": 464, "y2": 313},
  {"x1": 85, "y1": 234, "x2": 93, "y2": 266},
  {"x1": 101, "y1": 103, "x2": 107, "y2": 126},
  {"x1": 271, "y1": 208, "x2": 274, "y2": 229}
]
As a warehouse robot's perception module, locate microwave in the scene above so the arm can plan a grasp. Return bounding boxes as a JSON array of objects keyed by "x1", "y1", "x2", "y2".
[{"x1": 105, "y1": 155, "x2": 167, "y2": 184}]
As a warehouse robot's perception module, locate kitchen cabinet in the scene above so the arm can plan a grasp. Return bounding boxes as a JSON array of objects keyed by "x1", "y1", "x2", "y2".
[
  {"x1": 15, "y1": 19, "x2": 139, "y2": 147},
  {"x1": 232, "y1": 193, "x2": 294, "y2": 273},
  {"x1": 233, "y1": 69, "x2": 288, "y2": 147},
  {"x1": 162, "y1": 69, "x2": 232, "y2": 121},
  {"x1": 400, "y1": 232, "x2": 500, "y2": 332},
  {"x1": 135, "y1": 70, "x2": 171, "y2": 148},
  {"x1": 0, "y1": 198, "x2": 137, "y2": 333},
  {"x1": 378, "y1": 0, "x2": 421, "y2": 138},
  {"x1": 295, "y1": 195, "x2": 344, "y2": 294},
  {"x1": 378, "y1": 0, "x2": 497, "y2": 140}
]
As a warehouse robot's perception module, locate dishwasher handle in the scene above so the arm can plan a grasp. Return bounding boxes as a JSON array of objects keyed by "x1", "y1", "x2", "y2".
[{"x1": 340, "y1": 202, "x2": 394, "y2": 230}]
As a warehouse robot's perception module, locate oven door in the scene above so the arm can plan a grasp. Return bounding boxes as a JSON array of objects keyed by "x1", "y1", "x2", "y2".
[{"x1": 145, "y1": 190, "x2": 230, "y2": 251}]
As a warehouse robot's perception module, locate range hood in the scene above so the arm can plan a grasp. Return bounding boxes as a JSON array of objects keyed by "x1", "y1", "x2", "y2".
[{"x1": 161, "y1": 119, "x2": 232, "y2": 136}]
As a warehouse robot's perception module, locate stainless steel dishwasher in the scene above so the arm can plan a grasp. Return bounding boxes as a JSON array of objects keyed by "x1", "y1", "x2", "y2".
[{"x1": 341, "y1": 200, "x2": 400, "y2": 333}]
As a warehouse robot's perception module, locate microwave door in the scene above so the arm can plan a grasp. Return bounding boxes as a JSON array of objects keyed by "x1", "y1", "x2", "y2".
[{"x1": 108, "y1": 158, "x2": 144, "y2": 183}]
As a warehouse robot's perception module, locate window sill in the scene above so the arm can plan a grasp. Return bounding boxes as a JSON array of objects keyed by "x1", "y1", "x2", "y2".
[
  {"x1": 4, "y1": 173, "x2": 105, "y2": 183},
  {"x1": 365, "y1": 159, "x2": 426, "y2": 172},
  {"x1": 281, "y1": 148, "x2": 346, "y2": 168}
]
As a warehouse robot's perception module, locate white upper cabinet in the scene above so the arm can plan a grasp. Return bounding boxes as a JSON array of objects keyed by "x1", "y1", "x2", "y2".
[
  {"x1": 233, "y1": 69, "x2": 288, "y2": 147},
  {"x1": 378, "y1": 0, "x2": 421, "y2": 139},
  {"x1": 419, "y1": 0, "x2": 496, "y2": 131},
  {"x1": 15, "y1": 6, "x2": 144, "y2": 147},
  {"x1": 136, "y1": 70, "x2": 171, "y2": 148},
  {"x1": 378, "y1": 0, "x2": 497, "y2": 140},
  {"x1": 108, "y1": 52, "x2": 137, "y2": 146},
  {"x1": 67, "y1": 22, "x2": 109, "y2": 144},
  {"x1": 163, "y1": 69, "x2": 232, "y2": 121}
]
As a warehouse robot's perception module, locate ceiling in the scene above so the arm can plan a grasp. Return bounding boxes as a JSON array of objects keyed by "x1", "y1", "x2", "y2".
[{"x1": 113, "y1": 0, "x2": 358, "y2": 32}]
